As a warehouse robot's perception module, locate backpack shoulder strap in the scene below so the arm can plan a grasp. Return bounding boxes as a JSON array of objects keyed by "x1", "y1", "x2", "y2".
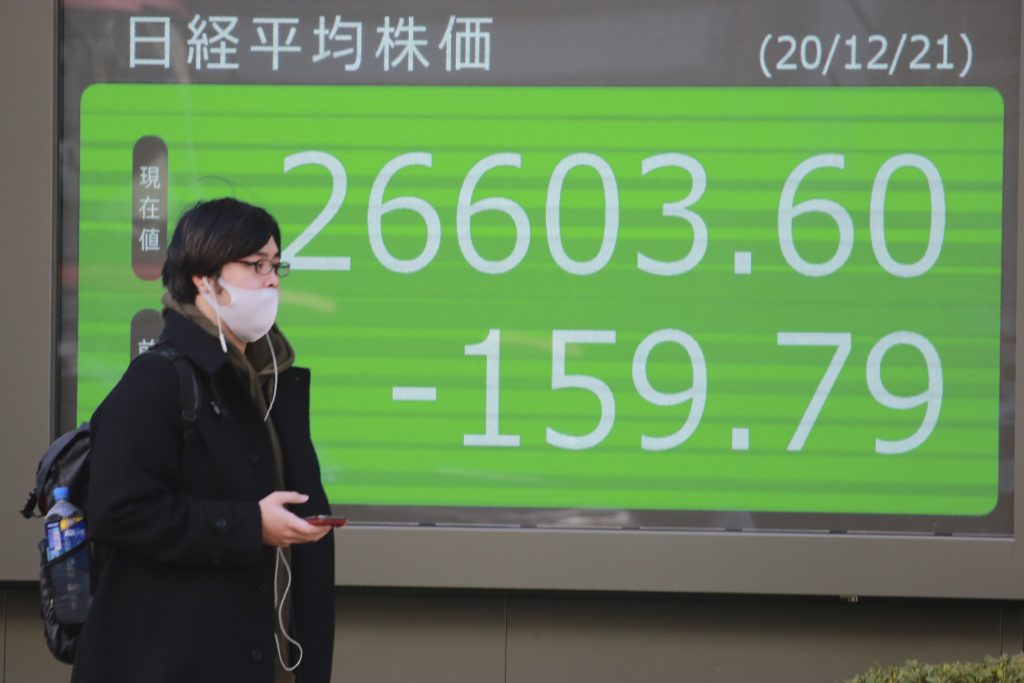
[
  {"x1": 148, "y1": 344, "x2": 201, "y2": 429},
  {"x1": 172, "y1": 355, "x2": 200, "y2": 426}
]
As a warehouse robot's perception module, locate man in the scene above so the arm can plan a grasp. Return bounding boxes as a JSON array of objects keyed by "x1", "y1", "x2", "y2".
[{"x1": 72, "y1": 198, "x2": 335, "y2": 683}]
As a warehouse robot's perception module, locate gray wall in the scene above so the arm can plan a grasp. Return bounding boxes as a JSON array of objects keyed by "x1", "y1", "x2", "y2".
[
  {"x1": 1, "y1": 586, "x2": 1023, "y2": 682},
  {"x1": 1, "y1": 1, "x2": 1022, "y2": 681},
  {"x1": 1, "y1": 0, "x2": 58, "y2": 582}
]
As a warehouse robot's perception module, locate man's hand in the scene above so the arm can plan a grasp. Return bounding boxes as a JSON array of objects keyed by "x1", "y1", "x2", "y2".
[{"x1": 259, "y1": 491, "x2": 331, "y2": 547}]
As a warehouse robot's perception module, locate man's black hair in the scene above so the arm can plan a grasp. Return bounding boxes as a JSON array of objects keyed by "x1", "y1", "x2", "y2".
[{"x1": 162, "y1": 198, "x2": 282, "y2": 303}]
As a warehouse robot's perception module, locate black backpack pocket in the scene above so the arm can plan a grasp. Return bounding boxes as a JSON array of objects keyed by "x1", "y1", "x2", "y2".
[{"x1": 38, "y1": 539, "x2": 91, "y2": 663}]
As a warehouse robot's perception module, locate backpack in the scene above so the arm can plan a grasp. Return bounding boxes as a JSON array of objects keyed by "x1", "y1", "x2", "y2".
[{"x1": 19, "y1": 343, "x2": 201, "y2": 663}]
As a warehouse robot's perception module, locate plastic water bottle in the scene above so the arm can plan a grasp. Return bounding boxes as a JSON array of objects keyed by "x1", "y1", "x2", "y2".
[{"x1": 44, "y1": 487, "x2": 91, "y2": 623}]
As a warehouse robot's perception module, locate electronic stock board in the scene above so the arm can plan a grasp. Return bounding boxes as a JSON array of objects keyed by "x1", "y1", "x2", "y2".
[{"x1": 60, "y1": 0, "x2": 1023, "y2": 592}]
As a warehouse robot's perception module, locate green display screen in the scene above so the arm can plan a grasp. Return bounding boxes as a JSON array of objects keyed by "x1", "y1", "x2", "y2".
[{"x1": 76, "y1": 84, "x2": 1003, "y2": 518}]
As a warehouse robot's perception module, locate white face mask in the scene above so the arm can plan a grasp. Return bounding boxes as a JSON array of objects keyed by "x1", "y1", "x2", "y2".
[
  {"x1": 202, "y1": 277, "x2": 281, "y2": 422},
  {"x1": 202, "y1": 277, "x2": 280, "y2": 349}
]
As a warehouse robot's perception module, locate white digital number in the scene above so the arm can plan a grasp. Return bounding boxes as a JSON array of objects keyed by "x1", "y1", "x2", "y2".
[
  {"x1": 288, "y1": 150, "x2": 946, "y2": 280},
  {"x1": 777, "y1": 332, "x2": 852, "y2": 451},
  {"x1": 368, "y1": 152, "x2": 441, "y2": 273},
  {"x1": 778, "y1": 154, "x2": 854, "y2": 277},
  {"x1": 546, "y1": 330, "x2": 617, "y2": 450},
  {"x1": 457, "y1": 153, "x2": 531, "y2": 274},
  {"x1": 546, "y1": 153, "x2": 619, "y2": 275},
  {"x1": 866, "y1": 332, "x2": 943, "y2": 454},
  {"x1": 464, "y1": 329, "x2": 520, "y2": 447},
  {"x1": 870, "y1": 154, "x2": 945, "y2": 278},
  {"x1": 281, "y1": 151, "x2": 350, "y2": 271},
  {"x1": 633, "y1": 329, "x2": 707, "y2": 451},
  {"x1": 637, "y1": 154, "x2": 708, "y2": 276}
]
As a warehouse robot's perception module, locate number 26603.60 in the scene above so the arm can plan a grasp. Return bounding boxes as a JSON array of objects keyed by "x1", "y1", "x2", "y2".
[{"x1": 282, "y1": 151, "x2": 945, "y2": 279}]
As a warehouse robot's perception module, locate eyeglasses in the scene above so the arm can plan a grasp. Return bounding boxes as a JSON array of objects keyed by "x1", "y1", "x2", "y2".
[{"x1": 234, "y1": 259, "x2": 291, "y2": 277}]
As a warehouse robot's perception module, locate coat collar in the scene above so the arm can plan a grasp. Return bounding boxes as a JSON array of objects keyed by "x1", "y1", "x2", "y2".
[{"x1": 159, "y1": 310, "x2": 231, "y2": 375}]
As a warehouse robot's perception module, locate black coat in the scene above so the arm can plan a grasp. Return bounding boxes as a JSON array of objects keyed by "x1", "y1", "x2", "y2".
[{"x1": 71, "y1": 311, "x2": 334, "y2": 683}]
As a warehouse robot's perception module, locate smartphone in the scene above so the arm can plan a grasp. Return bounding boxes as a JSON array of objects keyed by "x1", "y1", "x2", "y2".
[{"x1": 305, "y1": 515, "x2": 348, "y2": 527}]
